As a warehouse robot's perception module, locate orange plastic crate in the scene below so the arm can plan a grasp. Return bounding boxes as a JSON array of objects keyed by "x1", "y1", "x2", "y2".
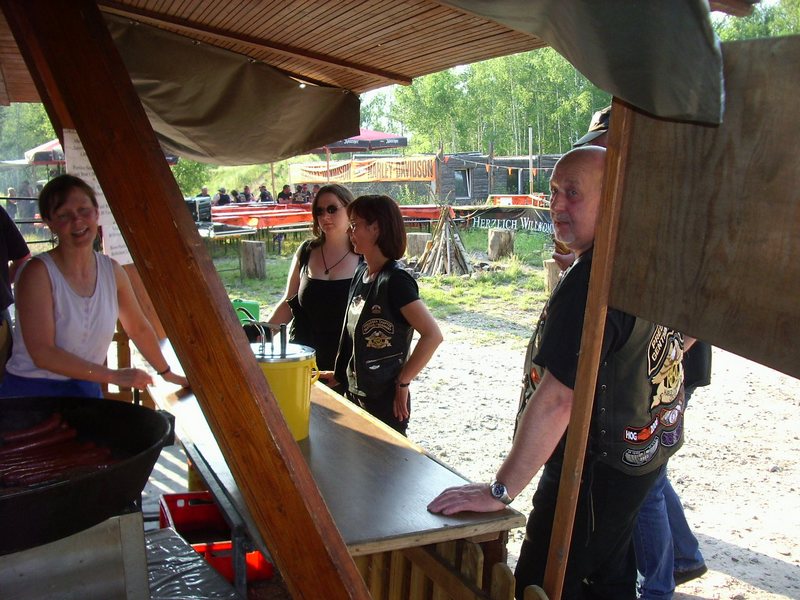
[{"x1": 192, "y1": 540, "x2": 274, "y2": 583}]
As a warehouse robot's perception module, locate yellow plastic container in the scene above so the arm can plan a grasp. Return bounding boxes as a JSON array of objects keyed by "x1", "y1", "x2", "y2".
[{"x1": 252, "y1": 342, "x2": 318, "y2": 441}]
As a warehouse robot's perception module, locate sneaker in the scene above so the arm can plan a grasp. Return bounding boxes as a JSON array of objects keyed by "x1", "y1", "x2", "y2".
[{"x1": 674, "y1": 564, "x2": 708, "y2": 586}]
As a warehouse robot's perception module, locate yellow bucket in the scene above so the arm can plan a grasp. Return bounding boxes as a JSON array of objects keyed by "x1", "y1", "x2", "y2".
[{"x1": 252, "y1": 342, "x2": 318, "y2": 441}]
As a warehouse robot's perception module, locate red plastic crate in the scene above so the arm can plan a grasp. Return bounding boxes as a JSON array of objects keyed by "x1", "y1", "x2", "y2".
[
  {"x1": 158, "y1": 491, "x2": 229, "y2": 544},
  {"x1": 192, "y1": 540, "x2": 274, "y2": 583},
  {"x1": 159, "y1": 491, "x2": 273, "y2": 583}
]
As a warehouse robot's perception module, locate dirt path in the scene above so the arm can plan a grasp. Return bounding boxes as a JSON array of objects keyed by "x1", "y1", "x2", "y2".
[{"x1": 408, "y1": 314, "x2": 800, "y2": 599}]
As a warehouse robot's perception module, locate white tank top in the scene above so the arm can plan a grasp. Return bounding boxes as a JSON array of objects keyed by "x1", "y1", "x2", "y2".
[{"x1": 6, "y1": 252, "x2": 119, "y2": 381}]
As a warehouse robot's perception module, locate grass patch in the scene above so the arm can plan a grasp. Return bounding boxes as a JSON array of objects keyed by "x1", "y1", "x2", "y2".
[{"x1": 213, "y1": 228, "x2": 551, "y2": 322}]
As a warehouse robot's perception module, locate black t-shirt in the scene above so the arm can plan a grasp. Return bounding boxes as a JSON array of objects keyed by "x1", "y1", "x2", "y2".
[
  {"x1": 0, "y1": 206, "x2": 29, "y2": 311},
  {"x1": 533, "y1": 250, "x2": 635, "y2": 389}
]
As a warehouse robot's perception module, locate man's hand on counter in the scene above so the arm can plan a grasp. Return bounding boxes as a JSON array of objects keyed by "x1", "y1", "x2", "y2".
[{"x1": 427, "y1": 483, "x2": 506, "y2": 515}]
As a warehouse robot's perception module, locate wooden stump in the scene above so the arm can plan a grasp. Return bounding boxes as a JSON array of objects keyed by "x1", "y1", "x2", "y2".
[
  {"x1": 543, "y1": 259, "x2": 561, "y2": 295},
  {"x1": 488, "y1": 229, "x2": 514, "y2": 261},
  {"x1": 240, "y1": 240, "x2": 266, "y2": 279},
  {"x1": 406, "y1": 232, "x2": 432, "y2": 258}
]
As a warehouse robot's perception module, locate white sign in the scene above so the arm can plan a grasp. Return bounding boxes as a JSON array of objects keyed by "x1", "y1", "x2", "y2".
[{"x1": 63, "y1": 129, "x2": 133, "y2": 264}]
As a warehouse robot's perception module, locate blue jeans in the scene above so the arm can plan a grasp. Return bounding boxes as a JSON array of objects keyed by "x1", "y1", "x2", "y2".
[{"x1": 633, "y1": 467, "x2": 705, "y2": 599}]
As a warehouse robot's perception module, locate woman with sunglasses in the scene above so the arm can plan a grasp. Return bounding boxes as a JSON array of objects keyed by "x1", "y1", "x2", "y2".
[
  {"x1": 266, "y1": 184, "x2": 360, "y2": 371},
  {"x1": 327, "y1": 195, "x2": 443, "y2": 435}
]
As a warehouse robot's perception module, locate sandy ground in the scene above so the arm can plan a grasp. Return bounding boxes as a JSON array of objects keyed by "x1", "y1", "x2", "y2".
[{"x1": 407, "y1": 312, "x2": 800, "y2": 600}]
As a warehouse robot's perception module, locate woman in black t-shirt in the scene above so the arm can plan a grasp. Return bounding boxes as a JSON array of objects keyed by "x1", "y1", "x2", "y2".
[{"x1": 327, "y1": 195, "x2": 443, "y2": 434}]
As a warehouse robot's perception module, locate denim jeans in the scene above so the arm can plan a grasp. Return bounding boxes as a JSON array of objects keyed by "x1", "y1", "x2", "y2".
[{"x1": 633, "y1": 467, "x2": 705, "y2": 599}]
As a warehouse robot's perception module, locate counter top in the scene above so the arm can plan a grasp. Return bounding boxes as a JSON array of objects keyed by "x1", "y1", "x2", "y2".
[{"x1": 147, "y1": 369, "x2": 525, "y2": 558}]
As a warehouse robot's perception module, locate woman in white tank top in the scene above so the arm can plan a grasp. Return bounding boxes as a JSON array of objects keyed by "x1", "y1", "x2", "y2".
[{"x1": 0, "y1": 175, "x2": 188, "y2": 398}]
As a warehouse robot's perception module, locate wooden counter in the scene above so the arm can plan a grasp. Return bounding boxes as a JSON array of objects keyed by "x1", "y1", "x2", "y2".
[{"x1": 146, "y1": 360, "x2": 526, "y2": 598}]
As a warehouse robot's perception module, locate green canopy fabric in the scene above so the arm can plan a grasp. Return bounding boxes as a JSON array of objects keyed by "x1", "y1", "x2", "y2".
[{"x1": 105, "y1": 14, "x2": 360, "y2": 165}]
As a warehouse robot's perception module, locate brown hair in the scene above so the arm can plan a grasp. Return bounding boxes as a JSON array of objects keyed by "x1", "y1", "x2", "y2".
[
  {"x1": 310, "y1": 184, "x2": 355, "y2": 246},
  {"x1": 347, "y1": 195, "x2": 406, "y2": 260},
  {"x1": 38, "y1": 174, "x2": 98, "y2": 221}
]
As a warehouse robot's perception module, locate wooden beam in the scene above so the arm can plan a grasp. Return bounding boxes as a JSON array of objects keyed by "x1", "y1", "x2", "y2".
[
  {"x1": 541, "y1": 99, "x2": 634, "y2": 599},
  {"x1": 97, "y1": 0, "x2": 412, "y2": 86},
  {"x1": 0, "y1": 2, "x2": 369, "y2": 598}
]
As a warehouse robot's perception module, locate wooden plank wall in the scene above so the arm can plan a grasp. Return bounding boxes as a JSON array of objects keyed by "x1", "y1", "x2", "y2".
[{"x1": 607, "y1": 36, "x2": 800, "y2": 379}]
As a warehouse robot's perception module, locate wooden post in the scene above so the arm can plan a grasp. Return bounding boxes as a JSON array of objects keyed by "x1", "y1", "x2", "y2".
[
  {"x1": 240, "y1": 240, "x2": 266, "y2": 279},
  {"x1": 487, "y1": 229, "x2": 514, "y2": 261},
  {"x1": 0, "y1": 2, "x2": 369, "y2": 598},
  {"x1": 542, "y1": 259, "x2": 561, "y2": 295}
]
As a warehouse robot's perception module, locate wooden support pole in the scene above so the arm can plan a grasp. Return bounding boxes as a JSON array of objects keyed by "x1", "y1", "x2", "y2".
[{"x1": 0, "y1": 2, "x2": 369, "y2": 599}]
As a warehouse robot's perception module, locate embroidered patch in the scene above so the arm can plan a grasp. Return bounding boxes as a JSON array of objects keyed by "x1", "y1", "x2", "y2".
[
  {"x1": 624, "y1": 416, "x2": 660, "y2": 444},
  {"x1": 363, "y1": 318, "x2": 394, "y2": 349},
  {"x1": 648, "y1": 326, "x2": 684, "y2": 410},
  {"x1": 661, "y1": 422, "x2": 682, "y2": 448},
  {"x1": 622, "y1": 436, "x2": 660, "y2": 468},
  {"x1": 371, "y1": 304, "x2": 382, "y2": 314}
]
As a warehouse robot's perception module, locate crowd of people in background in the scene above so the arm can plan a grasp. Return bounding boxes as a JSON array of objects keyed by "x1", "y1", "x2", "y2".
[{"x1": 197, "y1": 182, "x2": 327, "y2": 206}]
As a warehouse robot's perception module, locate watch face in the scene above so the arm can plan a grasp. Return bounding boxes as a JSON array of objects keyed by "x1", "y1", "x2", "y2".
[{"x1": 491, "y1": 482, "x2": 506, "y2": 499}]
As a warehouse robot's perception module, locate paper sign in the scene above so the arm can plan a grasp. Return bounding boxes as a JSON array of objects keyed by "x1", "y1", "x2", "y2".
[{"x1": 63, "y1": 129, "x2": 133, "y2": 264}]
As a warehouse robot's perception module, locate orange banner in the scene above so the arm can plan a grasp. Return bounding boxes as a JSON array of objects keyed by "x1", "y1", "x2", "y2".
[{"x1": 290, "y1": 156, "x2": 436, "y2": 183}]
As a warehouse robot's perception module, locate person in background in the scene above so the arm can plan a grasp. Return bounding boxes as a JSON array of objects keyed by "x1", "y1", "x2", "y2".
[
  {"x1": 214, "y1": 187, "x2": 231, "y2": 206},
  {"x1": 429, "y1": 148, "x2": 686, "y2": 600},
  {"x1": 0, "y1": 205, "x2": 30, "y2": 377},
  {"x1": 197, "y1": 186, "x2": 210, "y2": 198},
  {"x1": 291, "y1": 184, "x2": 305, "y2": 204},
  {"x1": 329, "y1": 195, "x2": 443, "y2": 435},
  {"x1": 242, "y1": 185, "x2": 254, "y2": 203},
  {"x1": 266, "y1": 184, "x2": 361, "y2": 372},
  {"x1": 0, "y1": 175, "x2": 188, "y2": 399},
  {"x1": 5, "y1": 187, "x2": 17, "y2": 221},
  {"x1": 230, "y1": 189, "x2": 241, "y2": 203},
  {"x1": 311, "y1": 184, "x2": 321, "y2": 199},
  {"x1": 259, "y1": 185, "x2": 274, "y2": 204},
  {"x1": 573, "y1": 105, "x2": 709, "y2": 598},
  {"x1": 277, "y1": 184, "x2": 292, "y2": 202},
  {"x1": 633, "y1": 338, "x2": 710, "y2": 599}
]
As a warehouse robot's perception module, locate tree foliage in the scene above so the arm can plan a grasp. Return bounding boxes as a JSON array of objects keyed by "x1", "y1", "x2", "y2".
[
  {"x1": 171, "y1": 158, "x2": 211, "y2": 197},
  {"x1": 374, "y1": 49, "x2": 611, "y2": 156},
  {"x1": 364, "y1": 1, "x2": 799, "y2": 156},
  {"x1": 0, "y1": 103, "x2": 55, "y2": 160}
]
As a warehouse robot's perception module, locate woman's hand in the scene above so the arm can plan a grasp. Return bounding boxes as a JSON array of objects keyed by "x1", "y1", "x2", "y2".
[
  {"x1": 162, "y1": 370, "x2": 189, "y2": 388},
  {"x1": 113, "y1": 368, "x2": 153, "y2": 390},
  {"x1": 393, "y1": 385, "x2": 410, "y2": 422},
  {"x1": 318, "y1": 370, "x2": 338, "y2": 388}
]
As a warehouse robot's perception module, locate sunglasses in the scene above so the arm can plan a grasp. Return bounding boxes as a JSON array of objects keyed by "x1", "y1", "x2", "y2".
[{"x1": 313, "y1": 204, "x2": 341, "y2": 216}]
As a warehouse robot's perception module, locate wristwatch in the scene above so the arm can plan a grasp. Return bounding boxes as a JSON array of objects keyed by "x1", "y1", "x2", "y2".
[{"x1": 489, "y1": 480, "x2": 513, "y2": 505}]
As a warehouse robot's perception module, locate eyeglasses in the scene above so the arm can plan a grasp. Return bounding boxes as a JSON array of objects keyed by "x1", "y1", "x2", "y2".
[{"x1": 313, "y1": 204, "x2": 340, "y2": 216}]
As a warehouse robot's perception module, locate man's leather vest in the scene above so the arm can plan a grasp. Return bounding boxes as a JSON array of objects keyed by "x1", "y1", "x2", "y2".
[{"x1": 517, "y1": 292, "x2": 685, "y2": 475}]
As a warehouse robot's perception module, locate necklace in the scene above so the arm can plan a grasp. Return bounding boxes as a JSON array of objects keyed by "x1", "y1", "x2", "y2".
[{"x1": 322, "y1": 247, "x2": 351, "y2": 275}]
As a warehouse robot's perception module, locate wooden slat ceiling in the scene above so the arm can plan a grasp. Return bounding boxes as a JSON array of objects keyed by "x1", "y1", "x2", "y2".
[{"x1": 0, "y1": 0, "x2": 755, "y2": 107}]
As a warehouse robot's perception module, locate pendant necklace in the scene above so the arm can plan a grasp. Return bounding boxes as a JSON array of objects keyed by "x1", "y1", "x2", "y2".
[{"x1": 322, "y1": 247, "x2": 351, "y2": 275}]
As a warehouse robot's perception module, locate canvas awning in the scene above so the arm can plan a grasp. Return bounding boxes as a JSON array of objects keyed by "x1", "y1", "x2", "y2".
[
  {"x1": 308, "y1": 128, "x2": 408, "y2": 155},
  {"x1": 0, "y1": 1, "x2": 756, "y2": 167},
  {"x1": 104, "y1": 15, "x2": 360, "y2": 165}
]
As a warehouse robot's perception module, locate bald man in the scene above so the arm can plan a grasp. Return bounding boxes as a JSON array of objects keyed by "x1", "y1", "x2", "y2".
[{"x1": 429, "y1": 147, "x2": 687, "y2": 599}]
